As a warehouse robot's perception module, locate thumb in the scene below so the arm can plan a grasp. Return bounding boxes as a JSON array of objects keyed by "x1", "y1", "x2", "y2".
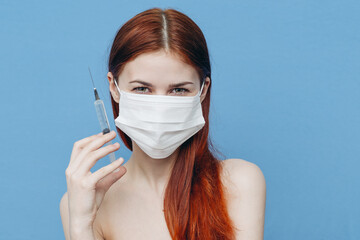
[{"x1": 96, "y1": 166, "x2": 127, "y2": 192}]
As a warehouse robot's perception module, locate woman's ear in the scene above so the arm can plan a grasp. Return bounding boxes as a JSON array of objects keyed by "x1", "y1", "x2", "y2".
[
  {"x1": 200, "y1": 77, "x2": 211, "y2": 103},
  {"x1": 108, "y1": 72, "x2": 120, "y2": 103}
]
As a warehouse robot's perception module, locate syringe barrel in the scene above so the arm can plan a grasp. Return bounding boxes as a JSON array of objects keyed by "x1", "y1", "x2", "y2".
[
  {"x1": 94, "y1": 99, "x2": 117, "y2": 163},
  {"x1": 94, "y1": 99, "x2": 111, "y2": 133}
]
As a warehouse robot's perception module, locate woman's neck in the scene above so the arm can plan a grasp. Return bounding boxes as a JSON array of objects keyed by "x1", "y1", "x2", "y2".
[{"x1": 125, "y1": 141, "x2": 179, "y2": 197}]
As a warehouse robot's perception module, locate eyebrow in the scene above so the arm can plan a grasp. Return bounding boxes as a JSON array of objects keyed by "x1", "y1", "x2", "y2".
[{"x1": 129, "y1": 80, "x2": 194, "y2": 88}]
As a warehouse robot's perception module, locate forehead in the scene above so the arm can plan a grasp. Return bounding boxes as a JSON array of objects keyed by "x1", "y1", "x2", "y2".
[{"x1": 119, "y1": 50, "x2": 199, "y2": 83}]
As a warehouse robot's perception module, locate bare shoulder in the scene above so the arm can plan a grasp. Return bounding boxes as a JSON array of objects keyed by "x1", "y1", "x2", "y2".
[
  {"x1": 220, "y1": 158, "x2": 266, "y2": 239},
  {"x1": 220, "y1": 158, "x2": 266, "y2": 195},
  {"x1": 59, "y1": 192, "x2": 70, "y2": 240}
]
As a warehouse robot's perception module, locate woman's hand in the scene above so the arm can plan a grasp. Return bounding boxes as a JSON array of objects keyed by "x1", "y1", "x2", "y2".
[{"x1": 65, "y1": 130, "x2": 127, "y2": 231}]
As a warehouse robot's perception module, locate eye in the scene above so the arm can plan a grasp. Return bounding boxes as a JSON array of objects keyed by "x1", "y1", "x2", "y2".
[
  {"x1": 132, "y1": 87, "x2": 150, "y2": 93},
  {"x1": 171, "y1": 88, "x2": 189, "y2": 95}
]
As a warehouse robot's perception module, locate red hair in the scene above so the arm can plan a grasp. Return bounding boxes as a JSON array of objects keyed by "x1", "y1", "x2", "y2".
[{"x1": 108, "y1": 8, "x2": 236, "y2": 239}]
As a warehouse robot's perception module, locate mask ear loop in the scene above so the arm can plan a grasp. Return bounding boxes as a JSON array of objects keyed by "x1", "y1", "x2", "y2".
[
  {"x1": 113, "y1": 77, "x2": 121, "y2": 95},
  {"x1": 198, "y1": 79, "x2": 205, "y2": 96}
]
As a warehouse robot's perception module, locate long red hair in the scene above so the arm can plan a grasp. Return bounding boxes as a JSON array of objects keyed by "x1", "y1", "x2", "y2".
[{"x1": 108, "y1": 8, "x2": 236, "y2": 239}]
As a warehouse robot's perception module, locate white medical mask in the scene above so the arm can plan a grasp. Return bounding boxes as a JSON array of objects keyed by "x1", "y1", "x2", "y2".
[{"x1": 113, "y1": 79, "x2": 206, "y2": 159}]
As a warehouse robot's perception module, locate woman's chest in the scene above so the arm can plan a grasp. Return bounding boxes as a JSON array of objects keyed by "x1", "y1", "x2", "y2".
[{"x1": 100, "y1": 193, "x2": 172, "y2": 240}]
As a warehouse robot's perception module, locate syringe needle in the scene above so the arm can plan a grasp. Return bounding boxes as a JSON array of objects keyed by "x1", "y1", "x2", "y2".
[
  {"x1": 88, "y1": 66, "x2": 96, "y2": 89},
  {"x1": 88, "y1": 67, "x2": 100, "y2": 100}
]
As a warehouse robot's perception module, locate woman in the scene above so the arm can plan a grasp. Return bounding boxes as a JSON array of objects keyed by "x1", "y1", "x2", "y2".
[{"x1": 60, "y1": 7, "x2": 266, "y2": 240}]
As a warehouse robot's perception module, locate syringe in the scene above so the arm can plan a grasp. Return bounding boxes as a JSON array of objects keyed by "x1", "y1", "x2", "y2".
[{"x1": 88, "y1": 67, "x2": 116, "y2": 163}]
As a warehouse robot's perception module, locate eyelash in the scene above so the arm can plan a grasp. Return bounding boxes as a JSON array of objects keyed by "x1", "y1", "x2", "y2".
[{"x1": 132, "y1": 87, "x2": 190, "y2": 94}]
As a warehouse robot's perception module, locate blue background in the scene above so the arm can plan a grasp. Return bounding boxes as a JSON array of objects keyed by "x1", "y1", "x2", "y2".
[{"x1": 1, "y1": 0, "x2": 359, "y2": 239}]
